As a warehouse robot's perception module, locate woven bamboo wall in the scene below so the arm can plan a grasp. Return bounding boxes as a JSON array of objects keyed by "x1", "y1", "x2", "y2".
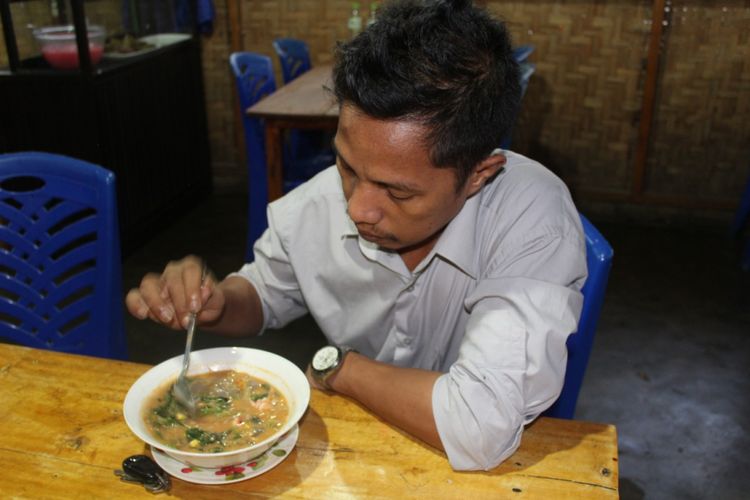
[
  {"x1": 2, "y1": 0, "x2": 749, "y2": 217},
  {"x1": 486, "y1": 0, "x2": 653, "y2": 196},
  {"x1": 645, "y1": 1, "x2": 750, "y2": 201},
  {"x1": 0, "y1": 1, "x2": 51, "y2": 62}
]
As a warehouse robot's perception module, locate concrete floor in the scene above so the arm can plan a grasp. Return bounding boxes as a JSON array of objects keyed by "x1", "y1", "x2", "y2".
[{"x1": 122, "y1": 185, "x2": 750, "y2": 500}]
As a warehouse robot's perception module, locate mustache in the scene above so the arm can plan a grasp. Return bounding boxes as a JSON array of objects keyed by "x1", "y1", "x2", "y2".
[{"x1": 356, "y1": 225, "x2": 397, "y2": 242}]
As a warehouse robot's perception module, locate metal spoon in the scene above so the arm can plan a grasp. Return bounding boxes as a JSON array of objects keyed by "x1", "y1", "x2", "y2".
[{"x1": 172, "y1": 262, "x2": 207, "y2": 414}]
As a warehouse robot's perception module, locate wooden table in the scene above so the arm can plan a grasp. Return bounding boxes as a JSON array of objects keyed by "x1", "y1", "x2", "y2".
[
  {"x1": 246, "y1": 65, "x2": 339, "y2": 201},
  {"x1": 0, "y1": 343, "x2": 618, "y2": 498}
]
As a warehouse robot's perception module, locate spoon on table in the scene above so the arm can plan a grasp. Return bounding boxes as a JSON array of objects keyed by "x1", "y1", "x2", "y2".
[{"x1": 172, "y1": 262, "x2": 208, "y2": 415}]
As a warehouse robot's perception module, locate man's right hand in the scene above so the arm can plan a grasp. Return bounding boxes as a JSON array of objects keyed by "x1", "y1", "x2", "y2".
[{"x1": 125, "y1": 255, "x2": 225, "y2": 330}]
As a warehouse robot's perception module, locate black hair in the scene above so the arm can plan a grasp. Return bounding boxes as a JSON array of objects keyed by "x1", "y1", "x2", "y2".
[{"x1": 333, "y1": 0, "x2": 521, "y2": 188}]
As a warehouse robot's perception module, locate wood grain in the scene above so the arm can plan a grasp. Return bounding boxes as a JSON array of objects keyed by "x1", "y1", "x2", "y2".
[{"x1": 0, "y1": 343, "x2": 618, "y2": 499}]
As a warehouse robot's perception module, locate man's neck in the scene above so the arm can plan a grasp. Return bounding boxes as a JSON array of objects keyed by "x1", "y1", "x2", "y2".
[{"x1": 398, "y1": 229, "x2": 443, "y2": 272}]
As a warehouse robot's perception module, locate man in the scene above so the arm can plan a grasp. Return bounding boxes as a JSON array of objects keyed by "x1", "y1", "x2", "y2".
[{"x1": 127, "y1": 0, "x2": 586, "y2": 471}]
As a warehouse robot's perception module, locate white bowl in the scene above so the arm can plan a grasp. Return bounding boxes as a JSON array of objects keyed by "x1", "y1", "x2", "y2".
[{"x1": 124, "y1": 347, "x2": 310, "y2": 468}]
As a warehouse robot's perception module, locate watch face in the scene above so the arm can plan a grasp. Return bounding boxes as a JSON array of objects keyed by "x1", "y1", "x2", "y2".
[{"x1": 312, "y1": 346, "x2": 339, "y2": 371}]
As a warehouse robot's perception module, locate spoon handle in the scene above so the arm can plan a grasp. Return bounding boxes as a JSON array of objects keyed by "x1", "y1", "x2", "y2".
[
  {"x1": 178, "y1": 262, "x2": 208, "y2": 378},
  {"x1": 179, "y1": 313, "x2": 197, "y2": 377}
]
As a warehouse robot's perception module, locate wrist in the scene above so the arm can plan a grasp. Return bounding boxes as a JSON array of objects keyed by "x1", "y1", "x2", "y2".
[
  {"x1": 326, "y1": 350, "x2": 358, "y2": 393},
  {"x1": 310, "y1": 345, "x2": 357, "y2": 391}
]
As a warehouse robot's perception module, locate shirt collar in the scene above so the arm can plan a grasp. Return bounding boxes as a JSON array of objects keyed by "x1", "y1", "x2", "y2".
[
  {"x1": 339, "y1": 193, "x2": 480, "y2": 279},
  {"x1": 430, "y1": 192, "x2": 480, "y2": 279}
]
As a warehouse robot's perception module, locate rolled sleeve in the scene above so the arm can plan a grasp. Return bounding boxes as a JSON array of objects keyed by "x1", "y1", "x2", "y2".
[
  {"x1": 432, "y1": 218, "x2": 586, "y2": 471},
  {"x1": 433, "y1": 279, "x2": 582, "y2": 470}
]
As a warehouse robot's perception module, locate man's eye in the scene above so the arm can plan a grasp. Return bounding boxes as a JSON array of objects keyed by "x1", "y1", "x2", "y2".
[{"x1": 388, "y1": 191, "x2": 413, "y2": 201}]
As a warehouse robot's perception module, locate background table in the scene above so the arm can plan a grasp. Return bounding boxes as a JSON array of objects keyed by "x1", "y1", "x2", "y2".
[
  {"x1": 246, "y1": 65, "x2": 338, "y2": 201},
  {"x1": 0, "y1": 343, "x2": 619, "y2": 498}
]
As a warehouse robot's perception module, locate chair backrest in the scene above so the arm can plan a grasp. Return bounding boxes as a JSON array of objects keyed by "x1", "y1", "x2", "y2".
[
  {"x1": 500, "y1": 62, "x2": 536, "y2": 150},
  {"x1": 512, "y1": 44, "x2": 535, "y2": 64},
  {"x1": 544, "y1": 214, "x2": 614, "y2": 419},
  {"x1": 272, "y1": 38, "x2": 312, "y2": 84},
  {"x1": 0, "y1": 152, "x2": 127, "y2": 359},
  {"x1": 271, "y1": 38, "x2": 335, "y2": 187},
  {"x1": 229, "y1": 52, "x2": 277, "y2": 258}
]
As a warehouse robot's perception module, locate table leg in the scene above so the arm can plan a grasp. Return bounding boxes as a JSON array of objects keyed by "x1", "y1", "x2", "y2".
[{"x1": 265, "y1": 123, "x2": 284, "y2": 202}]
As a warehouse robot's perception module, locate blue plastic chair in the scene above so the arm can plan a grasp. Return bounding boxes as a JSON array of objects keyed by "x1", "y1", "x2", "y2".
[
  {"x1": 229, "y1": 52, "x2": 333, "y2": 261},
  {"x1": 512, "y1": 44, "x2": 535, "y2": 64},
  {"x1": 271, "y1": 38, "x2": 336, "y2": 183},
  {"x1": 544, "y1": 214, "x2": 614, "y2": 419},
  {"x1": 500, "y1": 62, "x2": 536, "y2": 150},
  {"x1": 730, "y1": 173, "x2": 750, "y2": 271},
  {"x1": 229, "y1": 52, "x2": 275, "y2": 259},
  {"x1": 272, "y1": 38, "x2": 312, "y2": 84},
  {"x1": 0, "y1": 152, "x2": 128, "y2": 359}
]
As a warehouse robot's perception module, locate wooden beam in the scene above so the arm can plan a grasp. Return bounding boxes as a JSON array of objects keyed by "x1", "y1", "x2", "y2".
[
  {"x1": 632, "y1": 0, "x2": 668, "y2": 196},
  {"x1": 227, "y1": 0, "x2": 245, "y2": 170},
  {"x1": 228, "y1": 0, "x2": 242, "y2": 53}
]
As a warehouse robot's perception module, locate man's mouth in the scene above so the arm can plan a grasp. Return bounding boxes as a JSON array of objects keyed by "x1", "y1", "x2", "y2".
[{"x1": 358, "y1": 230, "x2": 382, "y2": 241}]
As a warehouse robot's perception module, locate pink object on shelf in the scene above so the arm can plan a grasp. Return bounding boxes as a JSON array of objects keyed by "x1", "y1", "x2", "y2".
[
  {"x1": 41, "y1": 44, "x2": 104, "y2": 70},
  {"x1": 33, "y1": 25, "x2": 106, "y2": 70}
]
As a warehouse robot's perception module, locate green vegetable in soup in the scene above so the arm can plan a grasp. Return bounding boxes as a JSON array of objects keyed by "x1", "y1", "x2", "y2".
[
  {"x1": 250, "y1": 392, "x2": 269, "y2": 401},
  {"x1": 143, "y1": 370, "x2": 290, "y2": 453},
  {"x1": 151, "y1": 390, "x2": 184, "y2": 428},
  {"x1": 197, "y1": 396, "x2": 231, "y2": 415}
]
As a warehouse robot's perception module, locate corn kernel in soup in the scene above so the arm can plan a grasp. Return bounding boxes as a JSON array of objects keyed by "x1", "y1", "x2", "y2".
[{"x1": 143, "y1": 370, "x2": 289, "y2": 453}]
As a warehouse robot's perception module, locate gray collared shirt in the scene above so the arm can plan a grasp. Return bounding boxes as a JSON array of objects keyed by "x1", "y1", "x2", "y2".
[{"x1": 232, "y1": 151, "x2": 587, "y2": 470}]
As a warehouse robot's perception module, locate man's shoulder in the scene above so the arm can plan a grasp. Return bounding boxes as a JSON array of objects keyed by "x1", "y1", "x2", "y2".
[
  {"x1": 479, "y1": 152, "x2": 573, "y2": 214},
  {"x1": 474, "y1": 151, "x2": 581, "y2": 244},
  {"x1": 494, "y1": 151, "x2": 566, "y2": 191},
  {"x1": 270, "y1": 166, "x2": 344, "y2": 212},
  {"x1": 267, "y1": 166, "x2": 348, "y2": 236}
]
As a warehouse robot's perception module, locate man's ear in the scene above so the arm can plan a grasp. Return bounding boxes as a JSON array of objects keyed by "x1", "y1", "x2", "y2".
[{"x1": 465, "y1": 152, "x2": 506, "y2": 196}]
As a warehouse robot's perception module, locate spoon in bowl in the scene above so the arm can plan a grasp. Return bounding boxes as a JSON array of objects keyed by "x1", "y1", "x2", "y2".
[{"x1": 172, "y1": 262, "x2": 208, "y2": 415}]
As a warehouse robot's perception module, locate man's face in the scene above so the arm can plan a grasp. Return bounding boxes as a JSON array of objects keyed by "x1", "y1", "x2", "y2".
[{"x1": 334, "y1": 104, "x2": 480, "y2": 254}]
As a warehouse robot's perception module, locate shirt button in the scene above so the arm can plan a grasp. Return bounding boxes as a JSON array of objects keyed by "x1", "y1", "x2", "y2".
[{"x1": 403, "y1": 338, "x2": 412, "y2": 345}]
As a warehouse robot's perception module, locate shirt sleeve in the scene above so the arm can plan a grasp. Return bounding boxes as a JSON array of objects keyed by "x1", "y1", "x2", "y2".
[{"x1": 432, "y1": 227, "x2": 586, "y2": 471}]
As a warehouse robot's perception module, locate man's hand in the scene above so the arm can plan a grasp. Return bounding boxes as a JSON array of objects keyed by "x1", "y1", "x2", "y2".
[{"x1": 125, "y1": 255, "x2": 224, "y2": 330}]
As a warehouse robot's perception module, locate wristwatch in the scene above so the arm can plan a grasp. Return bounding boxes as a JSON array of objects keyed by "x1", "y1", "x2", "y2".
[{"x1": 310, "y1": 345, "x2": 356, "y2": 390}]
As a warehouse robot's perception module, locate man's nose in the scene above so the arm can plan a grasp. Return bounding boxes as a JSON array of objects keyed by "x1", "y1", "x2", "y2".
[{"x1": 347, "y1": 183, "x2": 382, "y2": 225}]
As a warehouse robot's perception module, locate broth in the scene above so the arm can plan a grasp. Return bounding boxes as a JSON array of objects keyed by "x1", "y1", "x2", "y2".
[{"x1": 143, "y1": 370, "x2": 289, "y2": 453}]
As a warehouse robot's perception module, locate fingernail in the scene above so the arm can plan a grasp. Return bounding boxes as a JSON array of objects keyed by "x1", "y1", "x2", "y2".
[
  {"x1": 182, "y1": 314, "x2": 192, "y2": 328},
  {"x1": 159, "y1": 306, "x2": 173, "y2": 322},
  {"x1": 190, "y1": 294, "x2": 199, "y2": 312},
  {"x1": 137, "y1": 307, "x2": 149, "y2": 319}
]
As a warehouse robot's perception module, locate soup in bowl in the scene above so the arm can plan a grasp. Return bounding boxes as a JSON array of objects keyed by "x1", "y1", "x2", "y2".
[{"x1": 124, "y1": 347, "x2": 310, "y2": 469}]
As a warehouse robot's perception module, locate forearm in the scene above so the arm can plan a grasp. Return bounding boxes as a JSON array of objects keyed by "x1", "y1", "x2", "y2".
[
  {"x1": 328, "y1": 353, "x2": 444, "y2": 450},
  {"x1": 202, "y1": 276, "x2": 264, "y2": 337}
]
